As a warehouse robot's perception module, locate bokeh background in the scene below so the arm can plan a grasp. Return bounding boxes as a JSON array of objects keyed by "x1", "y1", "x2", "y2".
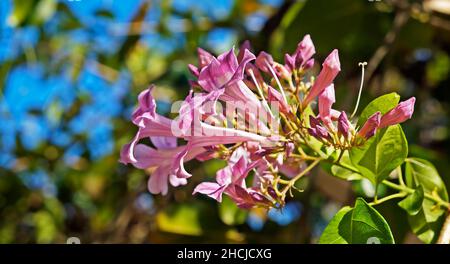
[{"x1": 0, "y1": 0, "x2": 449, "y2": 243}]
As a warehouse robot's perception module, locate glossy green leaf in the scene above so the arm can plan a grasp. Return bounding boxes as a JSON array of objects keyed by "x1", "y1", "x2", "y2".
[
  {"x1": 405, "y1": 158, "x2": 448, "y2": 208},
  {"x1": 319, "y1": 198, "x2": 395, "y2": 244},
  {"x1": 357, "y1": 92, "x2": 400, "y2": 127},
  {"x1": 331, "y1": 165, "x2": 363, "y2": 181},
  {"x1": 350, "y1": 125, "x2": 408, "y2": 185},
  {"x1": 319, "y1": 206, "x2": 352, "y2": 244},
  {"x1": 404, "y1": 158, "x2": 449, "y2": 243},
  {"x1": 398, "y1": 185, "x2": 424, "y2": 215},
  {"x1": 407, "y1": 210, "x2": 445, "y2": 244}
]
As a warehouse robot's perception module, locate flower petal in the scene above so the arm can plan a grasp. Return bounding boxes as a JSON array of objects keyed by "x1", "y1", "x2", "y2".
[
  {"x1": 198, "y1": 49, "x2": 238, "y2": 91},
  {"x1": 358, "y1": 112, "x2": 381, "y2": 139},
  {"x1": 379, "y1": 97, "x2": 415, "y2": 129},
  {"x1": 294, "y1": 34, "x2": 316, "y2": 67},
  {"x1": 237, "y1": 40, "x2": 251, "y2": 63},
  {"x1": 337, "y1": 111, "x2": 350, "y2": 138},
  {"x1": 318, "y1": 84, "x2": 336, "y2": 125},
  {"x1": 193, "y1": 182, "x2": 226, "y2": 202},
  {"x1": 132, "y1": 85, "x2": 157, "y2": 126},
  {"x1": 303, "y1": 49, "x2": 340, "y2": 106},
  {"x1": 197, "y1": 48, "x2": 215, "y2": 69},
  {"x1": 148, "y1": 165, "x2": 170, "y2": 195},
  {"x1": 255, "y1": 51, "x2": 274, "y2": 73},
  {"x1": 151, "y1": 136, "x2": 177, "y2": 149}
]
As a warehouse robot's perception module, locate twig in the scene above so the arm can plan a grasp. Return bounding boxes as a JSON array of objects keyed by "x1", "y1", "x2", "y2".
[
  {"x1": 369, "y1": 192, "x2": 407, "y2": 206},
  {"x1": 382, "y1": 180, "x2": 450, "y2": 209},
  {"x1": 281, "y1": 158, "x2": 321, "y2": 197}
]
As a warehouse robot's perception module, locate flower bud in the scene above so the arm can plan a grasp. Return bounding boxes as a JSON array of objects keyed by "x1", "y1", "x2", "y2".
[
  {"x1": 255, "y1": 51, "x2": 274, "y2": 73},
  {"x1": 309, "y1": 115, "x2": 321, "y2": 128},
  {"x1": 379, "y1": 97, "x2": 415, "y2": 129},
  {"x1": 358, "y1": 112, "x2": 381, "y2": 139},
  {"x1": 284, "y1": 54, "x2": 295, "y2": 72},
  {"x1": 337, "y1": 111, "x2": 350, "y2": 138},
  {"x1": 294, "y1": 34, "x2": 315, "y2": 68},
  {"x1": 303, "y1": 58, "x2": 314, "y2": 70},
  {"x1": 318, "y1": 84, "x2": 336, "y2": 125}
]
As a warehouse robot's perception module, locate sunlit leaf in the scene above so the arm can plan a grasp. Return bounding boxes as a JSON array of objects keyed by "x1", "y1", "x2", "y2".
[
  {"x1": 398, "y1": 185, "x2": 424, "y2": 216},
  {"x1": 319, "y1": 198, "x2": 394, "y2": 244},
  {"x1": 330, "y1": 152, "x2": 363, "y2": 181},
  {"x1": 404, "y1": 158, "x2": 449, "y2": 243},
  {"x1": 350, "y1": 125, "x2": 408, "y2": 185}
]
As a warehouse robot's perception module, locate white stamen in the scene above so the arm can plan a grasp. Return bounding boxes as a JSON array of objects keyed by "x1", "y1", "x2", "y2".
[
  {"x1": 249, "y1": 69, "x2": 275, "y2": 119},
  {"x1": 351, "y1": 62, "x2": 367, "y2": 119},
  {"x1": 265, "y1": 60, "x2": 288, "y2": 104}
]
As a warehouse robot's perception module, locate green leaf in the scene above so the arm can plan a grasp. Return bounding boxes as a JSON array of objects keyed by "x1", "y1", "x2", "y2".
[
  {"x1": 350, "y1": 125, "x2": 408, "y2": 185},
  {"x1": 408, "y1": 210, "x2": 444, "y2": 244},
  {"x1": 219, "y1": 196, "x2": 248, "y2": 226},
  {"x1": 404, "y1": 158, "x2": 449, "y2": 243},
  {"x1": 398, "y1": 185, "x2": 424, "y2": 215},
  {"x1": 405, "y1": 158, "x2": 448, "y2": 208},
  {"x1": 331, "y1": 165, "x2": 363, "y2": 181},
  {"x1": 319, "y1": 198, "x2": 395, "y2": 244},
  {"x1": 319, "y1": 206, "x2": 352, "y2": 244},
  {"x1": 329, "y1": 151, "x2": 363, "y2": 181},
  {"x1": 357, "y1": 92, "x2": 400, "y2": 127}
]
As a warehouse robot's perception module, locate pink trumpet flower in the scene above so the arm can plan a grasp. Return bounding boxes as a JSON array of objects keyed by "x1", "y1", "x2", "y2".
[
  {"x1": 285, "y1": 34, "x2": 316, "y2": 72},
  {"x1": 198, "y1": 48, "x2": 253, "y2": 92},
  {"x1": 303, "y1": 49, "x2": 340, "y2": 107},
  {"x1": 294, "y1": 34, "x2": 316, "y2": 68},
  {"x1": 193, "y1": 149, "x2": 270, "y2": 208},
  {"x1": 255, "y1": 51, "x2": 274, "y2": 73},
  {"x1": 379, "y1": 97, "x2": 416, "y2": 129},
  {"x1": 318, "y1": 84, "x2": 336, "y2": 127}
]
